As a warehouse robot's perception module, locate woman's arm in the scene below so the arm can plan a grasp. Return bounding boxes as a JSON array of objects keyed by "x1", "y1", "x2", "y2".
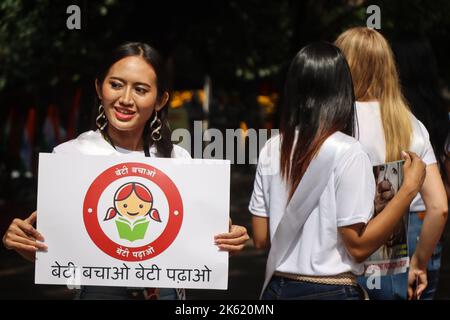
[
  {"x1": 2, "y1": 211, "x2": 47, "y2": 262},
  {"x1": 407, "y1": 163, "x2": 447, "y2": 299},
  {"x1": 444, "y1": 156, "x2": 450, "y2": 199},
  {"x1": 411, "y1": 164, "x2": 448, "y2": 268},
  {"x1": 338, "y1": 152, "x2": 426, "y2": 263},
  {"x1": 251, "y1": 215, "x2": 270, "y2": 249},
  {"x1": 339, "y1": 187, "x2": 417, "y2": 263}
]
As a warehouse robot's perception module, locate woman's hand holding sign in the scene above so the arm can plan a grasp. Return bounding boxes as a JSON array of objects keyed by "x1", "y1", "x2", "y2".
[
  {"x1": 2, "y1": 211, "x2": 47, "y2": 262},
  {"x1": 214, "y1": 219, "x2": 249, "y2": 254}
]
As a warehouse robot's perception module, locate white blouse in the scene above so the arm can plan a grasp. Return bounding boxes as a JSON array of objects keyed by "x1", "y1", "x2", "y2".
[
  {"x1": 249, "y1": 133, "x2": 375, "y2": 276},
  {"x1": 53, "y1": 130, "x2": 191, "y2": 159},
  {"x1": 51, "y1": 130, "x2": 189, "y2": 299},
  {"x1": 355, "y1": 101, "x2": 437, "y2": 211}
]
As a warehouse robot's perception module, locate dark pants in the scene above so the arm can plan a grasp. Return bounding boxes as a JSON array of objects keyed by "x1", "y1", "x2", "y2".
[{"x1": 262, "y1": 276, "x2": 363, "y2": 300}]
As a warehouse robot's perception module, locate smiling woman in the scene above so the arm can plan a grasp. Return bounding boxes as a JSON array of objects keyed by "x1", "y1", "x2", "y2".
[
  {"x1": 2, "y1": 42, "x2": 250, "y2": 300},
  {"x1": 94, "y1": 43, "x2": 172, "y2": 157}
]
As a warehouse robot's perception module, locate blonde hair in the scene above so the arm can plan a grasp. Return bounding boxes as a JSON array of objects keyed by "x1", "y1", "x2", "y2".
[{"x1": 335, "y1": 27, "x2": 412, "y2": 162}]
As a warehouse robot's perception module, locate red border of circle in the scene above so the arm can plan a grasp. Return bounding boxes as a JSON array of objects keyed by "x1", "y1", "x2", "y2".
[{"x1": 83, "y1": 162, "x2": 183, "y2": 261}]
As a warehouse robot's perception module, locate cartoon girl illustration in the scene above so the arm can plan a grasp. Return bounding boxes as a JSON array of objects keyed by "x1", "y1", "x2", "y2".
[{"x1": 104, "y1": 182, "x2": 161, "y2": 242}]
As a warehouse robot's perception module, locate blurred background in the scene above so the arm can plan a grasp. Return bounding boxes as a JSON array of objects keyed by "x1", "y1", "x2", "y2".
[{"x1": 0, "y1": 0, "x2": 449, "y2": 299}]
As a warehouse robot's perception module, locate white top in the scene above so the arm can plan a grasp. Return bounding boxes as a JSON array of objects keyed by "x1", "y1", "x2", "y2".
[
  {"x1": 248, "y1": 133, "x2": 375, "y2": 276},
  {"x1": 53, "y1": 130, "x2": 191, "y2": 159},
  {"x1": 355, "y1": 101, "x2": 437, "y2": 211},
  {"x1": 52, "y1": 130, "x2": 189, "y2": 298}
]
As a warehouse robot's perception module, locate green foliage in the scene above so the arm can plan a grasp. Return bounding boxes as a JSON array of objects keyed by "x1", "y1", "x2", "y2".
[
  {"x1": 0, "y1": 0, "x2": 449, "y2": 95},
  {"x1": 0, "y1": 0, "x2": 124, "y2": 93}
]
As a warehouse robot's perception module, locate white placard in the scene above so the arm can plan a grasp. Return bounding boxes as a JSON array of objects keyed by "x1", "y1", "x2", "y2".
[{"x1": 35, "y1": 153, "x2": 230, "y2": 289}]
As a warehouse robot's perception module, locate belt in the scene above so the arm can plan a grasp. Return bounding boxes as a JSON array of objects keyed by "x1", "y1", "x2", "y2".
[{"x1": 273, "y1": 271, "x2": 358, "y2": 286}]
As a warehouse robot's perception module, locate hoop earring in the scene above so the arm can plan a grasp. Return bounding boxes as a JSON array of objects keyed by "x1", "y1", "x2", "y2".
[
  {"x1": 150, "y1": 111, "x2": 162, "y2": 142},
  {"x1": 96, "y1": 104, "x2": 108, "y2": 131}
]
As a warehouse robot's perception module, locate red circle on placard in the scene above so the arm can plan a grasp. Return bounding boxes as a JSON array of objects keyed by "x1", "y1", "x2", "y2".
[{"x1": 83, "y1": 162, "x2": 183, "y2": 261}]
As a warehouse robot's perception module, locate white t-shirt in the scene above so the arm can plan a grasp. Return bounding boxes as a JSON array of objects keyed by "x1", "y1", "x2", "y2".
[
  {"x1": 52, "y1": 130, "x2": 189, "y2": 299},
  {"x1": 355, "y1": 101, "x2": 437, "y2": 211},
  {"x1": 248, "y1": 133, "x2": 375, "y2": 276},
  {"x1": 53, "y1": 130, "x2": 191, "y2": 159}
]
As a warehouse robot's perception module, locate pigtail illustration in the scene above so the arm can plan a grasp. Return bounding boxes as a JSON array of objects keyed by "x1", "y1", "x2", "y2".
[
  {"x1": 149, "y1": 208, "x2": 161, "y2": 222},
  {"x1": 103, "y1": 182, "x2": 162, "y2": 242},
  {"x1": 104, "y1": 207, "x2": 117, "y2": 221}
]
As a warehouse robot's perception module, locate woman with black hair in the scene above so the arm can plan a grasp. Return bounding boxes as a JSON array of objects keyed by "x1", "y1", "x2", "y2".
[
  {"x1": 249, "y1": 42, "x2": 426, "y2": 300},
  {"x1": 2, "y1": 42, "x2": 249, "y2": 300},
  {"x1": 392, "y1": 37, "x2": 450, "y2": 299}
]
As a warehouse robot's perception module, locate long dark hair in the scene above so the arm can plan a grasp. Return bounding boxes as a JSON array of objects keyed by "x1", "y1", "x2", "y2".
[
  {"x1": 95, "y1": 42, "x2": 173, "y2": 158},
  {"x1": 280, "y1": 42, "x2": 356, "y2": 199},
  {"x1": 392, "y1": 38, "x2": 450, "y2": 182}
]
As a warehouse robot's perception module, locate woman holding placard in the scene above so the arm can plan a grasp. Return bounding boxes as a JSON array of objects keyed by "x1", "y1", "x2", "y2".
[{"x1": 3, "y1": 42, "x2": 249, "y2": 300}]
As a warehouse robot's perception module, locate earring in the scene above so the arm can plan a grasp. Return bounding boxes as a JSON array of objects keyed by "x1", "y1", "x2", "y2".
[
  {"x1": 96, "y1": 104, "x2": 108, "y2": 131},
  {"x1": 150, "y1": 112, "x2": 162, "y2": 141}
]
